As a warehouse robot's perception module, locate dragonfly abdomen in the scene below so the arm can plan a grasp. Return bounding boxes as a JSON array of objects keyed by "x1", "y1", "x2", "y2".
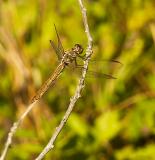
[{"x1": 31, "y1": 63, "x2": 65, "y2": 103}]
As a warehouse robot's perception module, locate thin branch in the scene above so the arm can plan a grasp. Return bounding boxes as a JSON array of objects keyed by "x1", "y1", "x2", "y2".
[
  {"x1": 0, "y1": 0, "x2": 93, "y2": 160},
  {"x1": 35, "y1": 0, "x2": 93, "y2": 159},
  {"x1": 0, "y1": 101, "x2": 38, "y2": 160}
]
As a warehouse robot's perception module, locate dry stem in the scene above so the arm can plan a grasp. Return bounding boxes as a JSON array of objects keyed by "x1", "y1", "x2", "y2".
[
  {"x1": 0, "y1": 101, "x2": 38, "y2": 160},
  {"x1": 0, "y1": 0, "x2": 93, "y2": 160},
  {"x1": 35, "y1": 0, "x2": 93, "y2": 159}
]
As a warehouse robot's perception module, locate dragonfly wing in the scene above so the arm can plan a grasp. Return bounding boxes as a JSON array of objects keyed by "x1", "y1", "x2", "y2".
[
  {"x1": 87, "y1": 71, "x2": 116, "y2": 79},
  {"x1": 50, "y1": 40, "x2": 62, "y2": 60},
  {"x1": 74, "y1": 65, "x2": 117, "y2": 79},
  {"x1": 77, "y1": 56, "x2": 122, "y2": 65},
  {"x1": 54, "y1": 24, "x2": 65, "y2": 56}
]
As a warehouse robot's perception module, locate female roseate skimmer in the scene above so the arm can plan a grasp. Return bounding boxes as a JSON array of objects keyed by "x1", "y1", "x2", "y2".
[{"x1": 31, "y1": 25, "x2": 120, "y2": 103}]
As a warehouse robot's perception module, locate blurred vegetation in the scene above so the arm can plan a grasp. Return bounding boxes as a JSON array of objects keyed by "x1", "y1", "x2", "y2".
[{"x1": 0, "y1": 0, "x2": 155, "y2": 159}]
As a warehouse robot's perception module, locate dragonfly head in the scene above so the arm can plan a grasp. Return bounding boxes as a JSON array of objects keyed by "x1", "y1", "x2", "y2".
[{"x1": 72, "y1": 44, "x2": 83, "y2": 55}]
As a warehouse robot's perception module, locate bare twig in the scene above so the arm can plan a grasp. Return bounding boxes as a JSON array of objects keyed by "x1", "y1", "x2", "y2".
[
  {"x1": 0, "y1": 0, "x2": 92, "y2": 160},
  {"x1": 35, "y1": 0, "x2": 93, "y2": 159},
  {"x1": 0, "y1": 101, "x2": 38, "y2": 160},
  {"x1": 0, "y1": 26, "x2": 39, "y2": 160}
]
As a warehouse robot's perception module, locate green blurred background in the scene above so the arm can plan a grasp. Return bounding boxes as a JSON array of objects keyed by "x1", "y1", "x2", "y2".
[{"x1": 0, "y1": 0, "x2": 155, "y2": 159}]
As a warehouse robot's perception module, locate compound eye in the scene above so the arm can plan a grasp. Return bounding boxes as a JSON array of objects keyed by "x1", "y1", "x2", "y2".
[
  {"x1": 74, "y1": 44, "x2": 83, "y2": 54},
  {"x1": 75, "y1": 44, "x2": 80, "y2": 48}
]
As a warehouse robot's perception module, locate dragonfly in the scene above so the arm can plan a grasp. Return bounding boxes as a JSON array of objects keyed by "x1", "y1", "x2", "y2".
[{"x1": 31, "y1": 25, "x2": 120, "y2": 103}]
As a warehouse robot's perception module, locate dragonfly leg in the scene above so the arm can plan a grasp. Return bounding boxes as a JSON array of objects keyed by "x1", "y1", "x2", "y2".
[
  {"x1": 74, "y1": 59, "x2": 83, "y2": 68},
  {"x1": 77, "y1": 54, "x2": 86, "y2": 60}
]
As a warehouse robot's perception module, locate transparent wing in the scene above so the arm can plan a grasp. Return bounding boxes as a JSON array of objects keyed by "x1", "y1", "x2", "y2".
[
  {"x1": 73, "y1": 65, "x2": 117, "y2": 79},
  {"x1": 50, "y1": 40, "x2": 62, "y2": 60},
  {"x1": 86, "y1": 71, "x2": 116, "y2": 79},
  {"x1": 49, "y1": 24, "x2": 65, "y2": 60},
  {"x1": 77, "y1": 56, "x2": 122, "y2": 66},
  {"x1": 54, "y1": 24, "x2": 65, "y2": 57}
]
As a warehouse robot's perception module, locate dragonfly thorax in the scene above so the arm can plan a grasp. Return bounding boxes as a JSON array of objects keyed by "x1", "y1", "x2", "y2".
[
  {"x1": 62, "y1": 52, "x2": 76, "y2": 65},
  {"x1": 62, "y1": 44, "x2": 83, "y2": 65}
]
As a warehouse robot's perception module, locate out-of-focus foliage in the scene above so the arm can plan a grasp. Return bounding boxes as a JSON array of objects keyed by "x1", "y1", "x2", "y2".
[{"x1": 0, "y1": 0, "x2": 155, "y2": 159}]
